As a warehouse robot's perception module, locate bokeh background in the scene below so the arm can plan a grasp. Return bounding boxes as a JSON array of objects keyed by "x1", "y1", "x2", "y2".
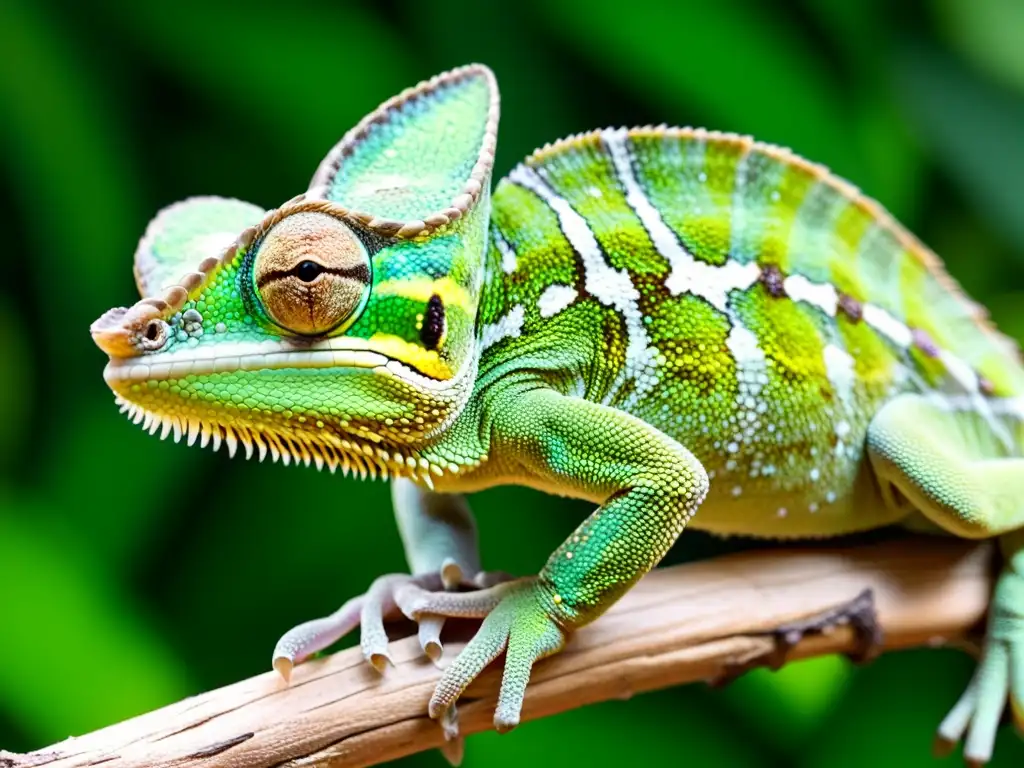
[{"x1": 2, "y1": 0, "x2": 1024, "y2": 765}]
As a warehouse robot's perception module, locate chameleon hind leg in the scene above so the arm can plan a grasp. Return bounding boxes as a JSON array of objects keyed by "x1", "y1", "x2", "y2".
[
  {"x1": 272, "y1": 478, "x2": 508, "y2": 676},
  {"x1": 867, "y1": 393, "x2": 1024, "y2": 766},
  {"x1": 398, "y1": 386, "x2": 709, "y2": 734}
]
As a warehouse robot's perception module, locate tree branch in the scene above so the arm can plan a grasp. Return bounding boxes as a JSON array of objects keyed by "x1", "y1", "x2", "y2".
[{"x1": 1, "y1": 538, "x2": 994, "y2": 768}]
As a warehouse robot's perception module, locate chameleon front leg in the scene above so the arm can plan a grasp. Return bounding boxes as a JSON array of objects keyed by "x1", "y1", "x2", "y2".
[
  {"x1": 867, "y1": 393, "x2": 1024, "y2": 766},
  {"x1": 272, "y1": 479, "x2": 503, "y2": 677},
  {"x1": 404, "y1": 386, "x2": 709, "y2": 733}
]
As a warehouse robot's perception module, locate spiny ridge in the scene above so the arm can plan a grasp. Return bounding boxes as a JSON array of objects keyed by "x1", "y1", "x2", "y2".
[{"x1": 112, "y1": 396, "x2": 442, "y2": 486}]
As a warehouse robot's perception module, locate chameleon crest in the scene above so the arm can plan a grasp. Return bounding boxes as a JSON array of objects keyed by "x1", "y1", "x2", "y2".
[
  {"x1": 93, "y1": 65, "x2": 1024, "y2": 766},
  {"x1": 92, "y1": 65, "x2": 499, "y2": 481}
]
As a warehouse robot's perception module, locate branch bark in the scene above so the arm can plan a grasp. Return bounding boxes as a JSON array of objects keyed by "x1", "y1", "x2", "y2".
[{"x1": 1, "y1": 537, "x2": 995, "y2": 768}]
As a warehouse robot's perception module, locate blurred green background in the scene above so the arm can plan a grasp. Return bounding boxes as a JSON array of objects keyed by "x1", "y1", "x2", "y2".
[{"x1": 2, "y1": 0, "x2": 1024, "y2": 765}]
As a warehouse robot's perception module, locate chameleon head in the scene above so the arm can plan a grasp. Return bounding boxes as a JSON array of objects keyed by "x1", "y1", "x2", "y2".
[{"x1": 90, "y1": 64, "x2": 499, "y2": 482}]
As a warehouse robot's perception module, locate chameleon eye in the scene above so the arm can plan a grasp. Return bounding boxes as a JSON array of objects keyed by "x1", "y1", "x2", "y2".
[{"x1": 253, "y1": 212, "x2": 371, "y2": 336}]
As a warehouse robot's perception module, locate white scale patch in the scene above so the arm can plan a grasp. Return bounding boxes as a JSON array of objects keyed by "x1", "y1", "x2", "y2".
[
  {"x1": 480, "y1": 305, "x2": 525, "y2": 351},
  {"x1": 603, "y1": 129, "x2": 760, "y2": 314},
  {"x1": 538, "y1": 283, "x2": 578, "y2": 318},
  {"x1": 509, "y1": 164, "x2": 658, "y2": 395},
  {"x1": 784, "y1": 274, "x2": 838, "y2": 316},
  {"x1": 726, "y1": 325, "x2": 767, "y2": 389},
  {"x1": 493, "y1": 228, "x2": 518, "y2": 274},
  {"x1": 823, "y1": 343, "x2": 856, "y2": 408},
  {"x1": 862, "y1": 304, "x2": 914, "y2": 349}
]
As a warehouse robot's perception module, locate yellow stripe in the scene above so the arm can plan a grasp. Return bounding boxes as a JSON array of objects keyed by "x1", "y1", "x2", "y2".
[
  {"x1": 374, "y1": 276, "x2": 472, "y2": 313},
  {"x1": 368, "y1": 333, "x2": 453, "y2": 380}
]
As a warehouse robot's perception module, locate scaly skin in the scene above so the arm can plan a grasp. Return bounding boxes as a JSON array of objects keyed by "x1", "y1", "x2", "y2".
[{"x1": 91, "y1": 65, "x2": 1024, "y2": 765}]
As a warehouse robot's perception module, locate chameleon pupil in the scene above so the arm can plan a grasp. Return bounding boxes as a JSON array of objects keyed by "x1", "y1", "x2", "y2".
[{"x1": 296, "y1": 260, "x2": 322, "y2": 282}]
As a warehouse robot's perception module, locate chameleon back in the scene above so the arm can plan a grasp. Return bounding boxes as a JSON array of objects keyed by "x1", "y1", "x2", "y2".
[{"x1": 479, "y1": 127, "x2": 1024, "y2": 535}]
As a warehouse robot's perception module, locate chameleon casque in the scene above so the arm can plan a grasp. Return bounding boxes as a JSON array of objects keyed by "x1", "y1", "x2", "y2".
[{"x1": 91, "y1": 65, "x2": 1024, "y2": 764}]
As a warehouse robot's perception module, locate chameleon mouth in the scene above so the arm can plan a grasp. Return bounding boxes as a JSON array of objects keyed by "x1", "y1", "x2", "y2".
[
  {"x1": 101, "y1": 337, "x2": 453, "y2": 390},
  {"x1": 112, "y1": 394, "x2": 450, "y2": 483}
]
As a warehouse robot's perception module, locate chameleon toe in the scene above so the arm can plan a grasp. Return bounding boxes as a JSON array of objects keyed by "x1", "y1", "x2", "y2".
[
  {"x1": 271, "y1": 594, "x2": 365, "y2": 680},
  {"x1": 396, "y1": 580, "x2": 508, "y2": 621},
  {"x1": 418, "y1": 616, "x2": 446, "y2": 663}
]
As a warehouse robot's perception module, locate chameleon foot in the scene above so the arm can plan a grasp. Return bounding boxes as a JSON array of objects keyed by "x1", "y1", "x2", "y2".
[
  {"x1": 418, "y1": 577, "x2": 566, "y2": 734},
  {"x1": 273, "y1": 569, "x2": 516, "y2": 678},
  {"x1": 934, "y1": 567, "x2": 1023, "y2": 767},
  {"x1": 273, "y1": 572, "x2": 442, "y2": 677}
]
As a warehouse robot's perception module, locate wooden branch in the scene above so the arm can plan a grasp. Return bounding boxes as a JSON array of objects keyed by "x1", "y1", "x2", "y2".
[{"x1": 1, "y1": 538, "x2": 994, "y2": 768}]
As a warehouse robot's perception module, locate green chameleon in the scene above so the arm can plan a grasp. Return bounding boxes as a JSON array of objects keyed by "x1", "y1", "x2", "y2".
[{"x1": 91, "y1": 64, "x2": 1023, "y2": 765}]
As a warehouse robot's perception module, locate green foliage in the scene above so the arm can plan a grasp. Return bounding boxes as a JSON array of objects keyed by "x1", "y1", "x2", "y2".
[{"x1": 1, "y1": 0, "x2": 1023, "y2": 765}]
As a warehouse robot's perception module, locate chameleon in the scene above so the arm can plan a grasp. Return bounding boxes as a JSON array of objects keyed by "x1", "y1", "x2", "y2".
[{"x1": 90, "y1": 64, "x2": 1024, "y2": 765}]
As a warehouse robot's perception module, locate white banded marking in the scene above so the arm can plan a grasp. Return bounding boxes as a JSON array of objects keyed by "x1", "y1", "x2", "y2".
[
  {"x1": 823, "y1": 343, "x2": 856, "y2": 416},
  {"x1": 726, "y1": 324, "x2": 768, "y2": 401},
  {"x1": 537, "y1": 283, "x2": 578, "y2": 318},
  {"x1": 480, "y1": 305, "x2": 525, "y2": 351},
  {"x1": 509, "y1": 164, "x2": 656, "y2": 383},
  {"x1": 603, "y1": 129, "x2": 761, "y2": 313},
  {"x1": 784, "y1": 274, "x2": 838, "y2": 316},
  {"x1": 862, "y1": 304, "x2": 914, "y2": 349},
  {"x1": 938, "y1": 349, "x2": 980, "y2": 394},
  {"x1": 493, "y1": 228, "x2": 518, "y2": 274}
]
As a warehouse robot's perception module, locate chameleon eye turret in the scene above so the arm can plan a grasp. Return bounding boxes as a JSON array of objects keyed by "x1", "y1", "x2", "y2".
[{"x1": 252, "y1": 211, "x2": 371, "y2": 336}]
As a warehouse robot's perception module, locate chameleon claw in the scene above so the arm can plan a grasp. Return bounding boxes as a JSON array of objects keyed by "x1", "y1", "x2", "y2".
[
  {"x1": 438, "y1": 735, "x2": 464, "y2": 767},
  {"x1": 440, "y1": 556, "x2": 463, "y2": 590},
  {"x1": 418, "y1": 615, "x2": 446, "y2": 663},
  {"x1": 931, "y1": 733, "x2": 957, "y2": 759},
  {"x1": 439, "y1": 704, "x2": 461, "y2": 741},
  {"x1": 272, "y1": 655, "x2": 294, "y2": 684},
  {"x1": 366, "y1": 650, "x2": 394, "y2": 673}
]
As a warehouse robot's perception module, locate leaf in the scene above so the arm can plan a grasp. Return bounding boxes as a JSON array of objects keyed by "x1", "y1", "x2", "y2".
[
  {"x1": 0, "y1": 0, "x2": 141, "y2": 355},
  {"x1": 718, "y1": 655, "x2": 852, "y2": 753},
  {"x1": 934, "y1": 0, "x2": 1024, "y2": 95},
  {"x1": 0, "y1": 0, "x2": 193, "y2": 575},
  {"x1": 801, "y1": 649, "x2": 1024, "y2": 767},
  {"x1": 0, "y1": 300, "x2": 32, "y2": 469},
  {"x1": 895, "y1": 41, "x2": 1024, "y2": 257},
  {"x1": 461, "y1": 687, "x2": 766, "y2": 768},
  {"x1": 533, "y1": 0, "x2": 864, "y2": 188},
  {"x1": 105, "y1": 0, "x2": 417, "y2": 186},
  {"x1": 0, "y1": 502, "x2": 192, "y2": 742}
]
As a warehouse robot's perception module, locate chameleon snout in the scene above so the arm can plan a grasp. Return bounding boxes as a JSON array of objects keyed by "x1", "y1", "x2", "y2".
[{"x1": 90, "y1": 303, "x2": 168, "y2": 358}]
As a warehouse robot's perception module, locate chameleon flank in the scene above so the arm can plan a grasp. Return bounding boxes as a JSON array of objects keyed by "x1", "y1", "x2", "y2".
[{"x1": 92, "y1": 65, "x2": 1024, "y2": 765}]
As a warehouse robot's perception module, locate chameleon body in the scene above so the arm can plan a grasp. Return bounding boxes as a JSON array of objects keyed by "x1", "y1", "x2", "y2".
[{"x1": 91, "y1": 65, "x2": 1024, "y2": 765}]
